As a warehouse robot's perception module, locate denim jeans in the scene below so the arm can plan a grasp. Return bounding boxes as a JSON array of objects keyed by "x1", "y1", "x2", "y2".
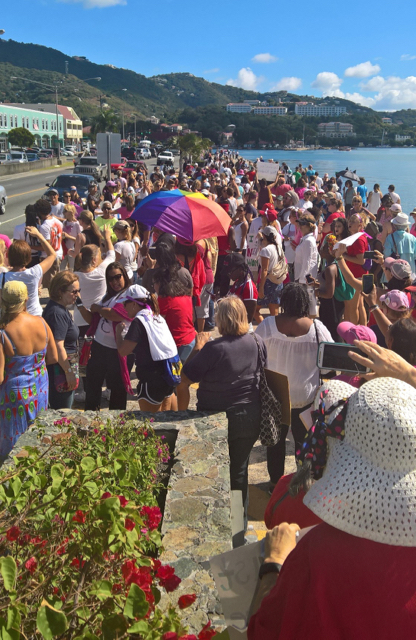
[
  {"x1": 47, "y1": 365, "x2": 75, "y2": 410},
  {"x1": 226, "y1": 402, "x2": 261, "y2": 546},
  {"x1": 177, "y1": 339, "x2": 196, "y2": 364}
]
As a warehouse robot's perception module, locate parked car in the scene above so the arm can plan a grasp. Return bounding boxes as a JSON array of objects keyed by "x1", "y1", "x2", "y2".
[
  {"x1": 0, "y1": 153, "x2": 12, "y2": 165},
  {"x1": 39, "y1": 149, "x2": 54, "y2": 158},
  {"x1": 137, "y1": 148, "x2": 151, "y2": 160},
  {"x1": 121, "y1": 160, "x2": 148, "y2": 179},
  {"x1": 111, "y1": 157, "x2": 127, "y2": 174},
  {"x1": 0, "y1": 185, "x2": 7, "y2": 215},
  {"x1": 157, "y1": 150, "x2": 174, "y2": 166},
  {"x1": 74, "y1": 156, "x2": 107, "y2": 182},
  {"x1": 26, "y1": 153, "x2": 40, "y2": 162},
  {"x1": 65, "y1": 145, "x2": 77, "y2": 153},
  {"x1": 121, "y1": 147, "x2": 136, "y2": 161},
  {"x1": 10, "y1": 152, "x2": 28, "y2": 163},
  {"x1": 44, "y1": 174, "x2": 99, "y2": 200}
]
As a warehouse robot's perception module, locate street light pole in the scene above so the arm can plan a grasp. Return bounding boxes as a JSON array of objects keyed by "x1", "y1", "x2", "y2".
[{"x1": 11, "y1": 75, "x2": 62, "y2": 163}]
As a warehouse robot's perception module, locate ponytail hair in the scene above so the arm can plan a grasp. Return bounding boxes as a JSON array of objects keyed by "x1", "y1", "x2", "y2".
[{"x1": 80, "y1": 211, "x2": 102, "y2": 243}]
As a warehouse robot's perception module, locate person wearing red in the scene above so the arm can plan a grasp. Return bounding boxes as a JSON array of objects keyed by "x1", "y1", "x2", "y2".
[
  {"x1": 174, "y1": 238, "x2": 206, "y2": 307},
  {"x1": 264, "y1": 473, "x2": 322, "y2": 531},
  {"x1": 249, "y1": 377, "x2": 416, "y2": 640},
  {"x1": 223, "y1": 252, "x2": 258, "y2": 325},
  {"x1": 321, "y1": 198, "x2": 345, "y2": 242},
  {"x1": 342, "y1": 212, "x2": 369, "y2": 324}
]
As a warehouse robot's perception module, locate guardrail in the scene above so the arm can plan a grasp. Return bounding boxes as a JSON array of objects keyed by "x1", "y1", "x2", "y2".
[{"x1": 0, "y1": 158, "x2": 60, "y2": 177}]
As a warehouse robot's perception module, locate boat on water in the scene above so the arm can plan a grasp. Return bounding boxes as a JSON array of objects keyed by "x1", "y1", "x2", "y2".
[{"x1": 339, "y1": 146, "x2": 352, "y2": 151}]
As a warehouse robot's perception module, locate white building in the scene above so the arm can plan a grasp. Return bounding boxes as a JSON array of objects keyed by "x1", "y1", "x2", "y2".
[
  {"x1": 295, "y1": 103, "x2": 347, "y2": 116},
  {"x1": 252, "y1": 106, "x2": 287, "y2": 116},
  {"x1": 382, "y1": 117, "x2": 392, "y2": 125},
  {"x1": 395, "y1": 134, "x2": 411, "y2": 141},
  {"x1": 226, "y1": 103, "x2": 253, "y2": 113},
  {"x1": 243, "y1": 100, "x2": 261, "y2": 105},
  {"x1": 318, "y1": 122, "x2": 354, "y2": 138}
]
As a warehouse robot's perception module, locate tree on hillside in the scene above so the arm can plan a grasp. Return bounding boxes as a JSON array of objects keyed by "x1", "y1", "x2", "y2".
[
  {"x1": 169, "y1": 133, "x2": 211, "y2": 177},
  {"x1": 8, "y1": 127, "x2": 35, "y2": 149},
  {"x1": 89, "y1": 109, "x2": 121, "y2": 139}
]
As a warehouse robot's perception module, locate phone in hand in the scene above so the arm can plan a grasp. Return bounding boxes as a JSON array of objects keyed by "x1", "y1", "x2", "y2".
[
  {"x1": 362, "y1": 274, "x2": 374, "y2": 295},
  {"x1": 317, "y1": 342, "x2": 369, "y2": 374},
  {"x1": 363, "y1": 251, "x2": 376, "y2": 259},
  {"x1": 306, "y1": 273, "x2": 315, "y2": 284}
]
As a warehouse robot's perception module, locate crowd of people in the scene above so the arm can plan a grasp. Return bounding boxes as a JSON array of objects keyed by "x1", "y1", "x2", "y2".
[{"x1": 1, "y1": 149, "x2": 416, "y2": 634}]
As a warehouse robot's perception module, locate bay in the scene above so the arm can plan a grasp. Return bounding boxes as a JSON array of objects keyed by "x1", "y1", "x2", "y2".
[{"x1": 237, "y1": 148, "x2": 416, "y2": 213}]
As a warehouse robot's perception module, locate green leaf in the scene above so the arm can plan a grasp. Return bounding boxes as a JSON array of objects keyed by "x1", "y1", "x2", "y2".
[
  {"x1": 36, "y1": 601, "x2": 68, "y2": 640},
  {"x1": 80, "y1": 457, "x2": 96, "y2": 473},
  {"x1": 123, "y1": 584, "x2": 149, "y2": 620},
  {"x1": 0, "y1": 557, "x2": 16, "y2": 591},
  {"x1": 102, "y1": 614, "x2": 128, "y2": 640},
  {"x1": 96, "y1": 497, "x2": 119, "y2": 519},
  {"x1": 50, "y1": 464, "x2": 65, "y2": 493},
  {"x1": 74, "y1": 634, "x2": 100, "y2": 640},
  {"x1": 7, "y1": 606, "x2": 21, "y2": 630},
  {"x1": 213, "y1": 630, "x2": 231, "y2": 640},
  {"x1": 10, "y1": 478, "x2": 21, "y2": 498},
  {"x1": 0, "y1": 626, "x2": 20, "y2": 640},
  {"x1": 89, "y1": 580, "x2": 112, "y2": 601},
  {"x1": 127, "y1": 620, "x2": 149, "y2": 635}
]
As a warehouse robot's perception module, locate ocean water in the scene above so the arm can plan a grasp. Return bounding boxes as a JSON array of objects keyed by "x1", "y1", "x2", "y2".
[{"x1": 237, "y1": 148, "x2": 416, "y2": 213}]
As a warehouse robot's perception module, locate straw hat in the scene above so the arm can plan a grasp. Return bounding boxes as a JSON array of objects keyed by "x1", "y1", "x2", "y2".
[
  {"x1": 304, "y1": 377, "x2": 416, "y2": 546},
  {"x1": 1, "y1": 281, "x2": 28, "y2": 312}
]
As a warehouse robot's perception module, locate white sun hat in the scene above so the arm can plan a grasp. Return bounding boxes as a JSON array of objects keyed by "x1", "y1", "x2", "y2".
[{"x1": 304, "y1": 377, "x2": 416, "y2": 547}]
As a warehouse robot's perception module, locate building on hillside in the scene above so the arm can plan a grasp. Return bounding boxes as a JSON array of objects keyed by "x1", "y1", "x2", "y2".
[
  {"x1": 0, "y1": 103, "x2": 65, "y2": 151},
  {"x1": 243, "y1": 100, "x2": 261, "y2": 106},
  {"x1": 226, "y1": 103, "x2": 253, "y2": 113},
  {"x1": 295, "y1": 102, "x2": 347, "y2": 116},
  {"x1": 382, "y1": 117, "x2": 393, "y2": 125},
  {"x1": 149, "y1": 116, "x2": 160, "y2": 125},
  {"x1": 252, "y1": 106, "x2": 287, "y2": 116},
  {"x1": 395, "y1": 134, "x2": 411, "y2": 142},
  {"x1": 318, "y1": 122, "x2": 355, "y2": 138},
  {"x1": 7, "y1": 103, "x2": 82, "y2": 146}
]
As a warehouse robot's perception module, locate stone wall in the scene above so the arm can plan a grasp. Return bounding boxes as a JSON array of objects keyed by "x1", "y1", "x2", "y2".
[
  {"x1": 5, "y1": 408, "x2": 232, "y2": 634},
  {"x1": 0, "y1": 158, "x2": 58, "y2": 177}
]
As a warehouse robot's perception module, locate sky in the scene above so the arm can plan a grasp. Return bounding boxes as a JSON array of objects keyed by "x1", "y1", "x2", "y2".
[{"x1": 2, "y1": 0, "x2": 416, "y2": 111}]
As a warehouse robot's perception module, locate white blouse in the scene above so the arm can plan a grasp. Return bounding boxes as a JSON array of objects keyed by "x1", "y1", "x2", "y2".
[
  {"x1": 255, "y1": 318, "x2": 333, "y2": 407},
  {"x1": 294, "y1": 233, "x2": 318, "y2": 283}
]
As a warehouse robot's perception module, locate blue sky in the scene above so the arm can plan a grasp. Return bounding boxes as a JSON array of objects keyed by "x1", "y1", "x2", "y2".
[{"x1": 2, "y1": 0, "x2": 416, "y2": 111}]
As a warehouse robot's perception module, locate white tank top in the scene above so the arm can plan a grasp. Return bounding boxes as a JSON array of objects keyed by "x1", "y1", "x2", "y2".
[
  {"x1": 234, "y1": 221, "x2": 247, "y2": 250},
  {"x1": 367, "y1": 191, "x2": 381, "y2": 216}
]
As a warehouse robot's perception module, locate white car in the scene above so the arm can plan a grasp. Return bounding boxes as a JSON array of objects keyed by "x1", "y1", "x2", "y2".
[
  {"x1": 10, "y1": 151, "x2": 28, "y2": 163},
  {"x1": 0, "y1": 185, "x2": 7, "y2": 215},
  {"x1": 137, "y1": 148, "x2": 151, "y2": 160},
  {"x1": 0, "y1": 153, "x2": 12, "y2": 165},
  {"x1": 157, "y1": 150, "x2": 174, "y2": 166}
]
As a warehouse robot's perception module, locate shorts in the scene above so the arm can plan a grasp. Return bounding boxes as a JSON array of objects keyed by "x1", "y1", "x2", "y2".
[
  {"x1": 257, "y1": 279, "x2": 283, "y2": 306},
  {"x1": 137, "y1": 380, "x2": 174, "y2": 406}
]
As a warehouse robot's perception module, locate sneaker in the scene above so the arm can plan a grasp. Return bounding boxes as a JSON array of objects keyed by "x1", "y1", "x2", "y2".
[{"x1": 74, "y1": 390, "x2": 86, "y2": 403}]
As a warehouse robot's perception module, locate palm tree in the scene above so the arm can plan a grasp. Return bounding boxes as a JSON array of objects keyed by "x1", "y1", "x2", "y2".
[
  {"x1": 170, "y1": 133, "x2": 212, "y2": 178},
  {"x1": 89, "y1": 109, "x2": 121, "y2": 140}
]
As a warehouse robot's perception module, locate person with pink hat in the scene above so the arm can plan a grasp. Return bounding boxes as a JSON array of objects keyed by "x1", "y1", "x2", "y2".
[{"x1": 334, "y1": 321, "x2": 377, "y2": 387}]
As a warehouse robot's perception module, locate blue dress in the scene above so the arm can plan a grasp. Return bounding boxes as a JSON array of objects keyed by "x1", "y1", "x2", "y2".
[{"x1": 0, "y1": 323, "x2": 49, "y2": 458}]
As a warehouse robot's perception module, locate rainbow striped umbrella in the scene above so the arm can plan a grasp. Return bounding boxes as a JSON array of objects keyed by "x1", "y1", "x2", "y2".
[{"x1": 131, "y1": 189, "x2": 231, "y2": 242}]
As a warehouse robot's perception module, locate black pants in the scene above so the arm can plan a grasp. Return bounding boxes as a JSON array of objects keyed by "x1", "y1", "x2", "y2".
[
  {"x1": 319, "y1": 297, "x2": 344, "y2": 341},
  {"x1": 227, "y1": 403, "x2": 261, "y2": 546},
  {"x1": 85, "y1": 341, "x2": 132, "y2": 411},
  {"x1": 266, "y1": 405, "x2": 311, "y2": 485}
]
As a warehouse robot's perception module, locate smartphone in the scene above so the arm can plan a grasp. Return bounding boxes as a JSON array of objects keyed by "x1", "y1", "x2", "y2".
[
  {"x1": 306, "y1": 273, "x2": 314, "y2": 284},
  {"x1": 148, "y1": 246, "x2": 156, "y2": 259},
  {"x1": 317, "y1": 342, "x2": 369, "y2": 374},
  {"x1": 362, "y1": 274, "x2": 374, "y2": 295},
  {"x1": 363, "y1": 251, "x2": 376, "y2": 259}
]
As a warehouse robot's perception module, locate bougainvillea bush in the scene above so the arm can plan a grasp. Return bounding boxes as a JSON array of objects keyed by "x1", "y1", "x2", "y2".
[{"x1": 0, "y1": 414, "x2": 216, "y2": 640}]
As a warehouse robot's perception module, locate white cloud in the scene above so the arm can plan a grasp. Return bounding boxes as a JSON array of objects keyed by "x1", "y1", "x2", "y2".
[
  {"x1": 226, "y1": 68, "x2": 264, "y2": 91},
  {"x1": 311, "y1": 72, "x2": 343, "y2": 95},
  {"x1": 204, "y1": 68, "x2": 219, "y2": 74},
  {"x1": 344, "y1": 61, "x2": 381, "y2": 78},
  {"x1": 360, "y1": 75, "x2": 385, "y2": 92},
  {"x1": 401, "y1": 54, "x2": 416, "y2": 61},
  {"x1": 59, "y1": 0, "x2": 126, "y2": 7},
  {"x1": 251, "y1": 53, "x2": 277, "y2": 64},
  {"x1": 270, "y1": 76, "x2": 302, "y2": 91},
  {"x1": 343, "y1": 92, "x2": 375, "y2": 108}
]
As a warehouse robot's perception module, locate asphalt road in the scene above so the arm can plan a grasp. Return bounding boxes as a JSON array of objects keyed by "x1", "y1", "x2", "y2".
[{"x1": 0, "y1": 156, "x2": 177, "y2": 239}]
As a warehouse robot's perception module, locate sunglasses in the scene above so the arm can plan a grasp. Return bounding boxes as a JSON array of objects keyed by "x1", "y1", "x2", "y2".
[
  {"x1": 67, "y1": 288, "x2": 80, "y2": 295},
  {"x1": 108, "y1": 273, "x2": 123, "y2": 282}
]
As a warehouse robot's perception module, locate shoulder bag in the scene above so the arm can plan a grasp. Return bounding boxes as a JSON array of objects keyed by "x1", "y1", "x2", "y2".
[
  {"x1": 267, "y1": 243, "x2": 288, "y2": 285},
  {"x1": 253, "y1": 334, "x2": 283, "y2": 447}
]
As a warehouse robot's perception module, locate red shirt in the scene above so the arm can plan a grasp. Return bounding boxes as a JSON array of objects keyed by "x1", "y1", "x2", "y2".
[
  {"x1": 346, "y1": 234, "x2": 368, "y2": 277},
  {"x1": 321, "y1": 212, "x2": 345, "y2": 241},
  {"x1": 229, "y1": 277, "x2": 258, "y2": 302},
  {"x1": 249, "y1": 523, "x2": 416, "y2": 640},
  {"x1": 271, "y1": 184, "x2": 292, "y2": 197},
  {"x1": 264, "y1": 474, "x2": 322, "y2": 530},
  {"x1": 158, "y1": 296, "x2": 196, "y2": 347}
]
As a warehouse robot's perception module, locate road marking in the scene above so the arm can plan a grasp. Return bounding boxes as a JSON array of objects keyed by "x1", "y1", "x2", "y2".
[
  {"x1": 8, "y1": 187, "x2": 47, "y2": 199},
  {"x1": 0, "y1": 213, "x2": 24, "y2": 227}
]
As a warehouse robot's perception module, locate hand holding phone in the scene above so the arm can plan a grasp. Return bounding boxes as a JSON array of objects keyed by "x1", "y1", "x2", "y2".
[
  {"x1": 362, "y1": 274, "x2": 374, "y2": 295},
  {"x1": 306, "y1": 274, "x2": 314, "y2": 284},
  {"x1": 363, "y1": 251, "x2": 376, "y2": 260}
]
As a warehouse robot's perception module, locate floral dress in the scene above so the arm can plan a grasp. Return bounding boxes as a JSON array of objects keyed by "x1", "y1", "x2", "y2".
[{"x1": 0, "y1": 323, "x2": 49, "y2": 459}]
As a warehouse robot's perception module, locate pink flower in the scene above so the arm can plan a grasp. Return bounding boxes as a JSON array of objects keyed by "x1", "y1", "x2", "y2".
[
  {"x1": 101, "y1": 436, "x2": 106, "y2": 442},
  {"x1": 101, "y1": 492, "x2": 112, "y2": 500},
  {"x1": 6, "y1": 526, "x2": 20, "y2": 542},
  {"x1": 93, "y1": 428, "x2": 99, "y2": 434},
  {"x1": 198, "y1": 622, "x2": 216, "y2": 640},
  {"x1": 25, "y1": 557, "x2": 37, "y2": 574},
  {"x1": 178, "y1": 594, "x2": 197, "y2": 609},
  {"x1": 156, "y1": 564, "x2": 181, "y2": 592},
  {"x1": 118, "y1": 496, "x2": 129, "y2": 508},
  {"x1": 163, "y1": 634, "x2": 178, "y2": 640},
  {"x1": 141, "y1": 506, "x2": 162, "y2": 531}
]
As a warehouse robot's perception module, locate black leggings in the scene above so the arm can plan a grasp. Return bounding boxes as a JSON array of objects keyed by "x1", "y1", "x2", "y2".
[
  {"x1": 266, "y1": 405, "x2": 311, "y2": 485},
  {"x1": 85, "y1": 340, "x2": 132, "y2": 411}
]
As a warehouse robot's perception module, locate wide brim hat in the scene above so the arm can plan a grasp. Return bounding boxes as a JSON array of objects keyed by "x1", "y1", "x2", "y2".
[{"x1": 304, "y1": 377, "x2": 416, "y2": 546}]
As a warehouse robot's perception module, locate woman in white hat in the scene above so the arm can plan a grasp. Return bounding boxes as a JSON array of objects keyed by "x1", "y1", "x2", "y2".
[
  {"x1": 384, "y1": 212, "x2": 416, "y2": 268},
  {"x1": 249, "y1": 377, "x2": 416, "y2": 640}
]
